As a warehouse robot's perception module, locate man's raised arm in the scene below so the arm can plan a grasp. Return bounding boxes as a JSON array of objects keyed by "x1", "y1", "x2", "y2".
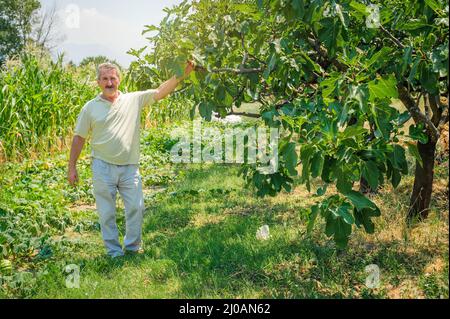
[{"x1": 153, "y1": 60, "x2": 195, "y2": 102}]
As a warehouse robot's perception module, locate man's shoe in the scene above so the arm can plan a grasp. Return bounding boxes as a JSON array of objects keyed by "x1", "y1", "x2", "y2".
[{"x1": 125, "y1": 248, "x2": 144, "y2": 255}]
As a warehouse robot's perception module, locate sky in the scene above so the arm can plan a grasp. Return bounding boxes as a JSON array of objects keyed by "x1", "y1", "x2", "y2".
[{"x1": 40, "y1": 0, "x2": 186, "y2": 67}]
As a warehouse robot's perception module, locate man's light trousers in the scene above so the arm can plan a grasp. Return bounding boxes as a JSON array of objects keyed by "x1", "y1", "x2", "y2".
[{"x1": 91, "y1": 158, "x2": 144, "y2": 257}]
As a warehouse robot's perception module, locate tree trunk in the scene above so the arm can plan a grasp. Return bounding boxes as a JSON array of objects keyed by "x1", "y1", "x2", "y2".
[{"x1": 408, "y1": 139, "x2": 437, "y2": 222}]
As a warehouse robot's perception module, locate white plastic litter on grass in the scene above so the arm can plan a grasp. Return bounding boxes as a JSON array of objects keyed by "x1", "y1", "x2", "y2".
[{"x1": 256, "y1": 225, "x2": 270, "y2": 240}]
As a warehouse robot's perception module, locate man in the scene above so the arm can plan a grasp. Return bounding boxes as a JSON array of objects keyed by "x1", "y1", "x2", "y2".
[{"x1": 68, "y1": 61, "x2": 195, "y2": 258}]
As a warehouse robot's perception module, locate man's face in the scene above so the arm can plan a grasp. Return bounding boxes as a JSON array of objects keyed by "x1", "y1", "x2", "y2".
[{"x1": 97, "y1": 68, "x2": 120, "y2": 97}]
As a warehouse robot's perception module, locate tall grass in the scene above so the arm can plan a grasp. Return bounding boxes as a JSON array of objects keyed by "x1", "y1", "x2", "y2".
[{"x1": 0, "y1": 45, "x2": 97, "y2": 161}]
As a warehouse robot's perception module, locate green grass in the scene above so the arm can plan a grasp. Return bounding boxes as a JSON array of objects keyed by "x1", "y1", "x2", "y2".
[
  {"x1": 25, "y1": 163, "x2": 449, "y2": 299},
  {"x1": 1, "y1": 121, "x2": 448, "y2": 299}
]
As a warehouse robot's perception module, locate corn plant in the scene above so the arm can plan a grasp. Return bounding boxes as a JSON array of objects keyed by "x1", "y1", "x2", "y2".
[{"x1": 0, "y1": 45, "x2": 97, "y2": 161}]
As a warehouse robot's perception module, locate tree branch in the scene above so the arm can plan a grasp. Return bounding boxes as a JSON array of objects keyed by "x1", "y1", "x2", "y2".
[
  {"x1": 429, "y1": 94, "x2": 443, "y2": 126},
  {"x1": 424, "y1": 94, "x2": 432, "y2": 121},
  {"x1": 398, "y1": 85, "x2": 439, "y2": 142},
  {"x1": 307, "y1": 36, "x2": 347, "y2": 72},
  {"x1": 248, "y1": 53, "x2": 266, "y2": 66},
  {"x1": 379, "y1": 25, "x2": 405, "y2": 49},
  {"x1": 415, "y1": 91, "x2": 423, "y2": 108},
  {"x1": 195, "y1": 65, "x2": 263, "y2": 74},
  {"x1": 227, "y1": 111, "x2": 261, "y2": 118},
  {"x1": 233, "y1": 84, "x2": 246, "y2": 103}
]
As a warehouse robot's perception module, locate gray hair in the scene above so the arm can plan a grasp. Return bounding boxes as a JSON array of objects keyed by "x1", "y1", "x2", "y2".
[{"x1": 97, "y1": 62, "x2": 121, "y2": 80}]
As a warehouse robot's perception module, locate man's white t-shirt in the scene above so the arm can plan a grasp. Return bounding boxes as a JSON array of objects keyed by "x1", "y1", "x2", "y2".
[{"x1": 74, "y1": 89, "x2": 157, "y2": 165}]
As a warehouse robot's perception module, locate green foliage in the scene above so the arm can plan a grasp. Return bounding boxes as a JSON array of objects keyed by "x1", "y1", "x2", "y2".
[
  {"x1": 126, "y1": 0, "x2": 447, "y2": 247},
  {"x1": 124, "y1": 46, "x2": 193, "y2": 125},
  {"x1": 0, "y1": 155, "x2": 95, "y2": 296}
]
